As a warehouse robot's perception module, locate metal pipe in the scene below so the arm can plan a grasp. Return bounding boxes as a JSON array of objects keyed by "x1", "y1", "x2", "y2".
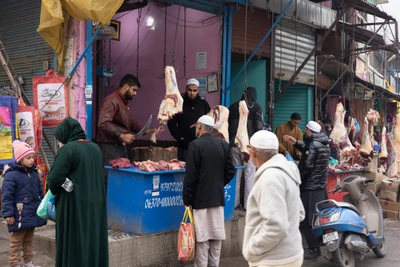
[
  {"x1": 224, "y1": 0, "x2": 295, "y2": 95},
  {"x1": 68, "y1": 26, "x2": 101, "y2": 78},
  {"x1": 322, "y1": 69, "x2": 348, "y2": 100},
  {"x1": 268, "y1": 11, "x2": 275, "y2": 128},
  {"x1": 225, "y1": 6, "x2": 233, "y2": 106},
  {"x1": 221, "y1": 6, "x2": 228, "y2": 106},
  {"x1": 86, "y1": 21, "x2": 93, "y2": 140},
  {"x1": 274, "y1": 5, "x2": 348, "y2": 104}
]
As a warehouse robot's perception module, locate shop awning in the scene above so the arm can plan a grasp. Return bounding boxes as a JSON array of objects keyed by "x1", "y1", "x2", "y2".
[
  {"x1": 337, "y1": 21, "x2": 398, "y2": 54},
  {"x1": 355, "y1": 76, "x2": 400, "y2": 101},
  {"x1": 343, "y1": 0, "x2": 395, "y2": 21},
  {"x1": 155, "y1": 0, "x2": 246, "y2": 15},
  {"x1": 37, "y1": 0, "x2": 124, "y2": 73}
]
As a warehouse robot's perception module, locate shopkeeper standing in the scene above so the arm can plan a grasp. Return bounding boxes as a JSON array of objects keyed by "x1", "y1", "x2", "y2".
[
  {"x1": 97, "y1": 74, "x2": 156, "y2": 189},
  {"x1": 168, "y1": 78, "x2": 211, "y2": 161}
]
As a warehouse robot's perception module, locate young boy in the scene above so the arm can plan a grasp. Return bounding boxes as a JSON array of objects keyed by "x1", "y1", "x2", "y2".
[{"x1": 1, "y1": 140, "x2": 47, "y2": 267}]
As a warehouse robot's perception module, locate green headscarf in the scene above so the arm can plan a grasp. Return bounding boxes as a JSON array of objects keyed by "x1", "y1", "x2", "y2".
[{"x1": 54, "y1": 117, "x2": 86, "y2": 144}]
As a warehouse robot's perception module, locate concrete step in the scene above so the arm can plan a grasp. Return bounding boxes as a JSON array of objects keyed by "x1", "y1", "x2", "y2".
[{"x1": 33, "y1": 211, "x2": 246, "y2": 267}]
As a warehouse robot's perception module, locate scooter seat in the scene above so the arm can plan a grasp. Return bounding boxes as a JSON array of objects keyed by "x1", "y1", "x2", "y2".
[{"x1": 336, "y1": 202, "x2": 360, "y2": 214}]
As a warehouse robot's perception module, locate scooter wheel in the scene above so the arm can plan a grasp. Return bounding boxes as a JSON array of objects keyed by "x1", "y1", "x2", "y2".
[
  {"x1": 373, "y1": 238, "x2": 387, "y2": 258},
  {"x1": 332, "y1": 240, "x2": 355, "y2": 267}
]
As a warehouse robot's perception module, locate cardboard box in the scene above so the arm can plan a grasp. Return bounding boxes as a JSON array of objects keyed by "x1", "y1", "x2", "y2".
[
  {"x1": 381, "y1": 178, "x2": 400, "y2": 194},
  {"x1": 379, "y1": 190, "x2": 398, "y2": 203},
  {"x1": 379, "y1": 200, "x2": 400, "y2": 212},
  {"x1": 382, "y1": 210, "x2": 399, "y2": 219}
]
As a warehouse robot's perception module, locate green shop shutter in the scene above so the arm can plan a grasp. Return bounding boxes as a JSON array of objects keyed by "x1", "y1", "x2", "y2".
[
  {"x1": 0, "y1": 0, "x2": 56, "y2": 164},
  {"x1": 273, "y1": 81, "x2": 313, "y2": 131}
]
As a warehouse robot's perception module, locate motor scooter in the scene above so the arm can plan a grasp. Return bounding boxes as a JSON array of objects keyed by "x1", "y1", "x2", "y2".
[{"x1": 312, "y1": 175, "x2": 387, "y2": 267}]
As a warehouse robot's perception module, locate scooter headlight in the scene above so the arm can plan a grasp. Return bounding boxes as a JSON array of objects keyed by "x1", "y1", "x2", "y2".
[{"x1": 329, "y1": 211, "x2": 340, "y2": 222}]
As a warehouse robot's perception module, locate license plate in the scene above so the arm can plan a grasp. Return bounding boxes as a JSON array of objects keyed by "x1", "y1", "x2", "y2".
[{"x1": 322, "y1": 232, "x2": 339, "y2": 244}]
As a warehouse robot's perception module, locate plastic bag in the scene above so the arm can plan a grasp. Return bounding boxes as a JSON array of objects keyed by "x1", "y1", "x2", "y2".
[
  {"x1": 354, "y1": 118, "x2": 360, "y2": 133},
  {"x1": 47, "y1": 195, "x2": 56, "y2": 221},
  {"x1": 329, "y1": 157, "x2": 338, "y2": 165},
  {"x1": 37, "y1": 190, "x2": 55, "y2": 220},
  {"x1": 285, "y1": 154, "x2": 295, "y2": 163},
  {"x1": 178, "y1": 207, "x2": 195, "y2": 262}
]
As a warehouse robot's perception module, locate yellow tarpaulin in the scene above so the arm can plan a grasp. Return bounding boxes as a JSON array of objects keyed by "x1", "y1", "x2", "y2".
[{"x1": 37, "y1": 0, "x2": 124, "y2": 72}]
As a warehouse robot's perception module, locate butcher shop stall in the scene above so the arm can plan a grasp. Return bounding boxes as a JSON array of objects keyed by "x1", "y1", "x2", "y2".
[
  {"x1": 90, "y1": 2, "x2": 244, "y2": 235},
  {"x1": 321, "y1": 94, "x2": 400, "y2": 219}
]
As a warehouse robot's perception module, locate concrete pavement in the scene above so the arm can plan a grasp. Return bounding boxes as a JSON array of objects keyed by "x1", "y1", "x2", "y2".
[{"x1": 1, "y1": 219, "x2": 399, "y2": 266}]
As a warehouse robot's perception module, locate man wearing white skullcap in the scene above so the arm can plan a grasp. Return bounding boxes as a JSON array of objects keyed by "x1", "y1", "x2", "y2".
[
  {"x1": 167, "y1": 78, "x2": 210, "y2": 161},
  {"x1": 183, "y1": 115, "x2": 236, "y2": 267},
  {"x1": 283, "y1": 121, "x2": 330, "y2": 260},
  {"x1": 243, "y1": 130, "x2": 305, "y2": 267}
]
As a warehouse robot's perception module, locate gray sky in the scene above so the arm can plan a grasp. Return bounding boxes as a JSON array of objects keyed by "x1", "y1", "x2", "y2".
[{"x1": 380, "y1": 1, "x2": 400, "y2": 38}]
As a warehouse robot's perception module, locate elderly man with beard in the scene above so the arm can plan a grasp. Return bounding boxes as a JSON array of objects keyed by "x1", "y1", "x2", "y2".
[
  {"x1": 284, "y1": 121, "x2": 330, "y2": 260},
  {"x1": 243, "y1": 130, "x2": 305, "y2": 267},
  {"x1": 97, "y1": 74, "x2": 156, "y2": 190},
  {"x1": 183, "y1": 115, "x2": 236, "y2": 267},
  {"x1": 168, "y1": 78, "x2": 211, "y2": 161}
]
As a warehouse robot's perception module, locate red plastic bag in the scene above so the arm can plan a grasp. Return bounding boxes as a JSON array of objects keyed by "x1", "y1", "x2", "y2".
[
  {"x1": 33, "y1": 70, "x2": 68, "y2": 126},
  {"x1": 178, "y1": 207, "x2": 195, "y2": 262}
]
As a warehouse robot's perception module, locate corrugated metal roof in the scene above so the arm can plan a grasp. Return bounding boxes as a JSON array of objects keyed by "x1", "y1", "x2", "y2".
[{"x1": 0, "y1": 0, "x2": 56, "y2": 164}]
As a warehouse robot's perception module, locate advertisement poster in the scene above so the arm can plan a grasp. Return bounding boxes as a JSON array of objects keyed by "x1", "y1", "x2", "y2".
[
  {"x1": 0, "y1": 106, "x2": 13, "y2": 161},
  {"x1": 33, "y1": 70, "x2": 68, "y2": 126},
  {"x1": 18, "y1": 111, "x2": 35, "y2": 149}
]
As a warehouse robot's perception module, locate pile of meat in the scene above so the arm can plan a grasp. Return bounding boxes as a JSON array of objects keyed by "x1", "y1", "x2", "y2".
[
  {"x1": 328, "y1": 163, "x2": 364, "y2": 173},
  {"x1": 132, "y1": 159, "x2": 186, "y2": 172}
]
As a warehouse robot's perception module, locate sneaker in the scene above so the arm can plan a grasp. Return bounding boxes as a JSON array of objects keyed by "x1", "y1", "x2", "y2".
[
  {"x1": 304, "y1": 248, "x2": 318, "y2": 261},
  {"x1": 24, "y1": 261, "x2": 42, "y2": 267}
]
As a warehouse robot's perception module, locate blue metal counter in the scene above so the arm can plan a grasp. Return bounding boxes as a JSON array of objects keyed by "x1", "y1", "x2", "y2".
[{"x1": 106, "y1": 166, "x2": 243, "y2": 235}]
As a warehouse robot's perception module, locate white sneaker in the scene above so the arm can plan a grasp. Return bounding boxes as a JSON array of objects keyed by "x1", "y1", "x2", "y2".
[{"x1": 24, "y1": 261, "x2": 42, "y2": 267}]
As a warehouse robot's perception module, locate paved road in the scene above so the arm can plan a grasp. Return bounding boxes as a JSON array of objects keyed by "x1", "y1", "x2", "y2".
[{"x1": 1, "y1": 219, "x2": 399, "y2": 266}]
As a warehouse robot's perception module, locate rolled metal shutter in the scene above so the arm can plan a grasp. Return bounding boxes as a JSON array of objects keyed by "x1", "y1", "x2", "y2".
[
  {"x1": 275, "y1": 18, "x2": 316, "y2": 85},
  {"x1": 232, "y1": 7, "x2": 272, "y2": 57},
  {"x1": 0, "y1": 0, "x2": 56, "y2": 164}
]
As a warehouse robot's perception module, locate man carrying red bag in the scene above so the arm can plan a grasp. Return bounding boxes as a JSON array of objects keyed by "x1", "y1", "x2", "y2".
[{"x1": 182, "y1": 115, "x2": 236, "y2": 267}]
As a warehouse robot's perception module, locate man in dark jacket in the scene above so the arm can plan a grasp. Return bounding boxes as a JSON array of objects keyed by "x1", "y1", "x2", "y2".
[
  {"x1": 168, "y1": 78, "x2": 211, "y2": 161},
  {"x1": 183, "y1": 115, "x2": 236, "y2": 267},
  {"x1": 284, "y1": 121, "x2": 330, "y2": 260},
  {"x1": 228, "y1": 87, "x2": 263, "y2": 210},
  {"x1": 97, "y1": 74, "x2": 156, "y2": 189}
]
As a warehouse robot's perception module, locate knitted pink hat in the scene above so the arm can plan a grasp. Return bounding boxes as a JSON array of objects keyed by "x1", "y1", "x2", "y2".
[{"x1": 13, "y1": 140, "x2": 35, "y2": 163}]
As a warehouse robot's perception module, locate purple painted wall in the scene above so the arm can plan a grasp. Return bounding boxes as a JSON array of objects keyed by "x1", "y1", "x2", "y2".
[{"x1": 107, "y1": 5, "x2": 222, "y2": 141}]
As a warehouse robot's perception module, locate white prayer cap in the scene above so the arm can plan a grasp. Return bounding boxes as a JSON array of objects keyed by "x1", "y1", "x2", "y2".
[
  {"x1": 187, "y1": 78, "x2": 199, "y2": 87},
  {"x1": 307, "y1": 121, "x2": 321, "y2": 133},
  {"x1": 197, "y1": 115, "x2": 214, "y2": 127},
  {"x1": 250, "y1": 130, "x2": 279, "y2": 150}
]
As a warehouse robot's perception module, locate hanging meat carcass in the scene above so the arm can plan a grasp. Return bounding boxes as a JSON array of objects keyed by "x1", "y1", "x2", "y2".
[
  {"x1": 235, "y1": 100, "x2": 250, "y2": 162},
  {"x1": 379, "y1": 127, "x2": 388, "y2": 160},
  {"x1": 329, "y1": 103, "x2": 357, "y2": 163},
  {"x1": 208, "y1": 105, "x2": 229, "y2": 142},
  {"x1": 359, "y1": 117, "x2": 374, "y2": 165},
  {"x1": 387, "y1": 114, "x2": 400, "y2": 177},
  {"x1": 151, "y1": 66, "x2": 184, "y2": 143},
  {"x1": 366, "y1": 109, "x2": 380, "y2": 147}
]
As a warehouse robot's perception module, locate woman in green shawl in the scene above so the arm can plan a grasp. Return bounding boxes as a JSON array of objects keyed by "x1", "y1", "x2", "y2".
[{"x1": 47, "y1": 117, "x2": 109, "y2": 267}]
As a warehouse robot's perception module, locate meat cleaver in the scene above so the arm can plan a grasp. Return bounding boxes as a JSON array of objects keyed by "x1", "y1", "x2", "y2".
[{"x1": 134, "y1": 114, "x2": 152, "y2": 138}]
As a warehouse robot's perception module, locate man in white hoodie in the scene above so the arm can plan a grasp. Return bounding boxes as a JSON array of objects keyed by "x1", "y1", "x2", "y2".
[{"x1": 243, "y1": 130, "x2": 305, "y2": 267}]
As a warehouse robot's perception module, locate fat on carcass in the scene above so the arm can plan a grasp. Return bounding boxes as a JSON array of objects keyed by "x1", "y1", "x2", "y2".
[
  {"x1": 151, "y1": 66, "x2": 184, "y2": 143},
  {"x1": 366, "y1": 109, "x2": 380, "y2": 147},
  {"x1": 329, "y1": 103, "x2": 357, "y2": 163},
  {"x1": 379, "y1": 127, "x2": 388, "y2": 160},
  {"x1": 388, "y1": 114, "x2": 400, "y2": 177},
  {"x1": 359, "y1": 117, "x2": 373, "y2": 163},
  {"x1": 208, "y1": 105, "x2": 229, "y2": 142},
  {"x1": 235, "y1": 100, "x2": 250, "y2": 162}
]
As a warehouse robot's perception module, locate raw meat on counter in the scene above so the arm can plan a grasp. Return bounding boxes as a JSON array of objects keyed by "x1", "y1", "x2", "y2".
[
  {"x1": 234, "y1": 100, "x2": 250, "y2": 162},
  {"x1": 151, "y1": 66, "x2": 184, "y2": 143},
  {"x1": 109, "y1": 158, "x2": 132, "y2": 169},
  {"x1": 328, "y1": 163, "x2": 364, "y2": 173},
  {"x1": 208, "y1": 105, "x2": 229, "y2": 142},
  {"x1": 132, "y1": 159, "x2": 186, "y2": 172},
  {"x1": 329, "y1": 103, "x2": 356, "y2": 163}
]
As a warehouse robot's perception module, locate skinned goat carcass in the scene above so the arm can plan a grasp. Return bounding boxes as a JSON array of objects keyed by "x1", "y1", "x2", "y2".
[
  {"x1": 359, "y1": 117, "x2": 373, "y2": 165},
  {"x1": 379, "y1": 127, "x2": 388, "y2": 160},
  {"x1": 235, "y1": 100, "x2": 250, "y2": 162},
  {"x1": 208, "y1": 105, "x2": 229, "y2": 142},
  {"x1": 151, "y1": 66, "x2": 184, "y2": 143},
  {"x1": 366, "y1": 109, "x2": 380, "y2": 147},
  {"x1": 388, "y1": 114, "x2": 400, "y2": 177},
  {"x1": 329, "y1": 103, "x2": 357, "y2": 163}
]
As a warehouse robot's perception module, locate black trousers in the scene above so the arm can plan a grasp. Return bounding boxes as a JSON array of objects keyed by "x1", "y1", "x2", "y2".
[
  {"x1": 177, "y1": 147, "x2": 188, "y2": 161},
  {"x1": 300, "y1": 189, "x2": 328, "y2": 249},
  {"x1": 98, "y1": 143, "x2": 128, "y2": 194}
]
